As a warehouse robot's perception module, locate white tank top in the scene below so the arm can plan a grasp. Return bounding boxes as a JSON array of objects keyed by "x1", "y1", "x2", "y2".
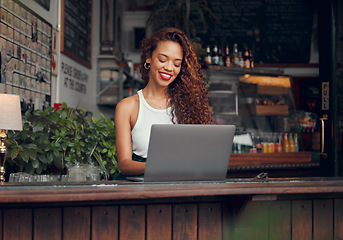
[{"x1": 131, "y1": 90, "x2": 173, "y2": 158}]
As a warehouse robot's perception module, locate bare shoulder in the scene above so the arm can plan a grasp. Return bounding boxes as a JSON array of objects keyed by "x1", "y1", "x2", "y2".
[
  {"x1": 116, "y1": 94, "x2": 139, "y2": 113},
  {"x1": 115, "y1": 94, "x2": 139, "y2": 126}
]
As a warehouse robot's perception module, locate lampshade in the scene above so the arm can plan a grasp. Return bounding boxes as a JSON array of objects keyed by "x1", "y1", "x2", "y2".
[{"x1": 0, "y1": 94, "x2": 23, "y2": 131}]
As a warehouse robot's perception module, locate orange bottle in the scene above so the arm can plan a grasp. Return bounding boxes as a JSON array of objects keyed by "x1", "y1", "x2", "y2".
[
  {"x1": 275, "y1": 133, "x2": 283, "y2": 152},
  {"x1": 282, "y1": 133, "x2": 290, "y2": 152},
  {"x1": 288, "y1": 133, "x2": 295, "y2": 152}
]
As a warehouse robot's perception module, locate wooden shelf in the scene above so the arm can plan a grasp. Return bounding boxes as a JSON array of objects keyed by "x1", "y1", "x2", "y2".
[
  {"x1": 229, "y1": 152, "x2": 312, "y2": 166},
  {"x1": 239, "y1": 104, "x2": 289, "y2": 115}
]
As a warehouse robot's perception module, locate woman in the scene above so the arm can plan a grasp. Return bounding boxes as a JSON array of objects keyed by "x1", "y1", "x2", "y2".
[{"x1": 115, "y1": 27, "x2": 213, "y2": 177}]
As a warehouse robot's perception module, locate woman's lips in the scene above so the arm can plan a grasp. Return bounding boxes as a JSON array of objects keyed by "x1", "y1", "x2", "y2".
[{"x1": 159, "y1": 72, "x2": 172, "y2": 81}]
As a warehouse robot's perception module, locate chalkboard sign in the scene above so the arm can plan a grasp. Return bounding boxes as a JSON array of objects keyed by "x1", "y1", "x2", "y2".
[
  {"x1": 153, "y1": 0, "x2": 315, "y2": 64},
  {"x1": 61, "y1": 0, "x2": 92, "y2": 68}
]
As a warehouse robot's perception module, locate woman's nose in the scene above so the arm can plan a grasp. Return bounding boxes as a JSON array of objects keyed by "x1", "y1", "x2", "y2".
[{"x1": 164, "y1": 61, "x2": 173, "y2": 71}]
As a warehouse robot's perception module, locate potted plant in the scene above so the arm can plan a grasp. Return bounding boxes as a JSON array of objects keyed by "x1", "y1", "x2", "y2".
[{"x1": 6, "y1": 103, "x2": 119, "y2": 180}]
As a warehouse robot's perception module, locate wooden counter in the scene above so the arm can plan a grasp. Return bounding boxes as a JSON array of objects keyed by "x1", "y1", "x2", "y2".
[
  {"x1": 0, "y1": 178, "x2": 342, "y2": 239},
  {"x1": 0, "y1": 178, "x2": 342, "y2": 204}
]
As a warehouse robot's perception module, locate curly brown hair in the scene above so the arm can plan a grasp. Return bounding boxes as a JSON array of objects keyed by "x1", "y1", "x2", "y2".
[{"x1": 140, "y1": 27, "x2": 213, "y2": 124}]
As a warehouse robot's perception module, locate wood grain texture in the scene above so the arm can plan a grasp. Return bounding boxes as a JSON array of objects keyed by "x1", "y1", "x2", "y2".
[
  {"x1": 147, "y1": 204, "x2": 172, "y2": 240},
  {"x1": 3, "y1": 208, "x2": 32, "y2": 240},
  {"x1": 63, "y1": 207, "x2": 91, "y2": 240},
  {"x1": 0, "y1": 180, "x2": 342, "y2": 203},
  {"x1": 229, "y1": 152, "x2": 311, "y2": 165},
  {"x1": 269, "y1": 200, "x2": 291, "y2": 240},
  {"x1": 292, "y1": 200, "x2": 312, "y2": 240},
  {"x1": 92, "y1": 206, "x2": 119, "y2": 240},
  {"x1": 119, "y1": 205, "x2": 145, "y2": 240},
  {"x1": 313, "y1": 199, "x2": 333, "y2": 240},
  {"x1": 173, "y1": 203, "x2": 198, "y2": 240},
  {"x1": 334, "y1": 199, "x2": 343, "y2": 239},
  {"x1": 33, "y1": 208, "x2": 62, "y2": 240},
  {"x1": 198, "y1": 203, "x2": 222, "y2": 240}
]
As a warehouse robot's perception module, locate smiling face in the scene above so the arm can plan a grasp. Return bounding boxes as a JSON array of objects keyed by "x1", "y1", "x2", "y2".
[{"x1": 146, "y1": 40, "x2": 183, "y2": 87}]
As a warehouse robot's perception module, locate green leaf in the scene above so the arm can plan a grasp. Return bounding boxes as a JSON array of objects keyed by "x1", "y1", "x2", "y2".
[
  {"x1": 23, "y1": 122, "x2": 30, "y2": 131},
  {"x1": 61, "y1": 110, "x2": 68, "y2": 119},
  {"x1": 93, "y1": 152, "x2": 109, "y2": 179},
  {"x1": 24, "y1": 143, "x2": 37, "y2": 149},
  {"x1": 32, "y1": 159, "x2": 39, "y2": 168},
  {"x1": 36, "y1": 164, "x2": 43, "y2": 174},
  {"x1": 20, "y1": 151, "x2": 30, "y2": 163},
  {"x1": 46, "y1": 153, "x2": 54, "y2": 164},
  {"x1": 92, "y1": 116, "x2": 98, "y2": 124},
  {"x1": 10, "y1": 148, "x2": 20, "y2": 159},
  {"x1": 53, "y1": 149, "x2": 60, "y2": 157},
  {"x1": 28, "y1": 149, "x2": 37, "y2": 160},
  {"x1": 35, "y1": 121, "x2": 45, "y2": 131},
  {"x1": 38, "y1": 154, "x2": 48, "y2": 163}
]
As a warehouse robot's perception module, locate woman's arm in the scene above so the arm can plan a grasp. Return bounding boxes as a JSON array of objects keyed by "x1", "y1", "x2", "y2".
[{"x1": 115, "y1": 97, "x2": 145, "y2": 175}]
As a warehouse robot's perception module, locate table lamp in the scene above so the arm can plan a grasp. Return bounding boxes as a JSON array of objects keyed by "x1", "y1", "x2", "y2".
[{"x1": 0, "y1": 94, "x2": 22, "y2": 182}]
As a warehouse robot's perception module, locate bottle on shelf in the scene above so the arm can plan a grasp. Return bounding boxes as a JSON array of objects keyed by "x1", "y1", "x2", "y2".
[
  {"x1": 224, "y1": 45, "x2": 231, "y2": 67},
  {"x1": 275, "y1": 133, "x2": 283, "y2": 153},
  {"x1": 255, "y1": 132, "x2": 263, "y2": 153},
  {"x1": 282, "y1": 133, "x2": 290, "y2": 152},
  {"x1": 288, "y1": 133, "x2": 295, "y2": 152},
  {"x1": 205, "y1": 45, "x2": 212, "y2": 66},
  {"x1": 249, "y1": 49, "x2": 254, "y2": 68},
  {"x1": 250, "y1": 132, "x2": 257, "y2": 153},
  {"x1": 244, "y1": 48, "x2": 251, "y2": 68},
  {"x1": 311, "y1": 126, "x2": 315, "y2": 132},
  {"x1": 262, "y1": 132, "x2": 270, "y2": 153},
  {"x1": 238, "y1": 51, "x2": 244, "y2": 68},
  {"x1": 294, "y1": 133, "x2": 299, "y2": 152},
  {"x1": 232, "y1": 43, "x2": 239, "y2": 67},
  {"x1": 270, "y1": 132, "x2": 276, "y2": 153},
  {"x1": 218, "y1": 48, "x2": 224, "y2": 66},
  {"x1": 212, "y1": 45, "x2": 220, "y2": 65}
]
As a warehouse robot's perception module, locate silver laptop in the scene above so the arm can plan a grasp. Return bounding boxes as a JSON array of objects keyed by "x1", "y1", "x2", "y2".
[{"x1": 128, "y1": 124, "x2": 236, "y2": 182}]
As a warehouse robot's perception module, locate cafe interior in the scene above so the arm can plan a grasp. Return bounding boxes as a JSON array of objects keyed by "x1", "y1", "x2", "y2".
[{"x1": 0, "y1": 0, "x2": 342, "y2": 239}]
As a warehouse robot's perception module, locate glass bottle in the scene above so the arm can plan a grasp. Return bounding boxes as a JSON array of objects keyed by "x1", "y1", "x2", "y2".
[
  {"x1": 212, "y1": 45, "x2": 220, "y2": 65},
  {"x1": 244, "y1": 48, "x2": 251, "y2": 68},
  {"x1": 294, "y1": 133, "x2": 299, "y2": 152},
  {"x1": 275, "y1": 133, "x2": 283, "y2": 152},
  {"x1": 218, "y1": 48, "x2": 224, "y2": 66},
  {"x1": 249, "y1": 50, "x2": 254, "y2": 68},
  {"x1": 282, "y1": 133, "x2": 290, "y2": 152},
  {"x1": 289, "y1": 133, "x2": 295, "y2": 152},
  {"x1": 224, "y1": 45, "x2": 231, "y2": 67},
  {"x1": 255, "y1": 132, "x2": 263, "y2": 153},
  {"x1": 250, "y1": 132, "x2": 257, "y2": 153},
  {"x1": 238, "y1": 51, "x2": 244, "y2": 68},
  {"x1": 232, "y1": 43, "x2": 238, "y2": 67},
  {"x1": 205, "y1": 45, "x2": 212, "y2": 66}
]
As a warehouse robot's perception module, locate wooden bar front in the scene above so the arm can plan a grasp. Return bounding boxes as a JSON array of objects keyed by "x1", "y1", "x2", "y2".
[{"x1": 0, "y1": 179, "x2": 342, "y2": 239}]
